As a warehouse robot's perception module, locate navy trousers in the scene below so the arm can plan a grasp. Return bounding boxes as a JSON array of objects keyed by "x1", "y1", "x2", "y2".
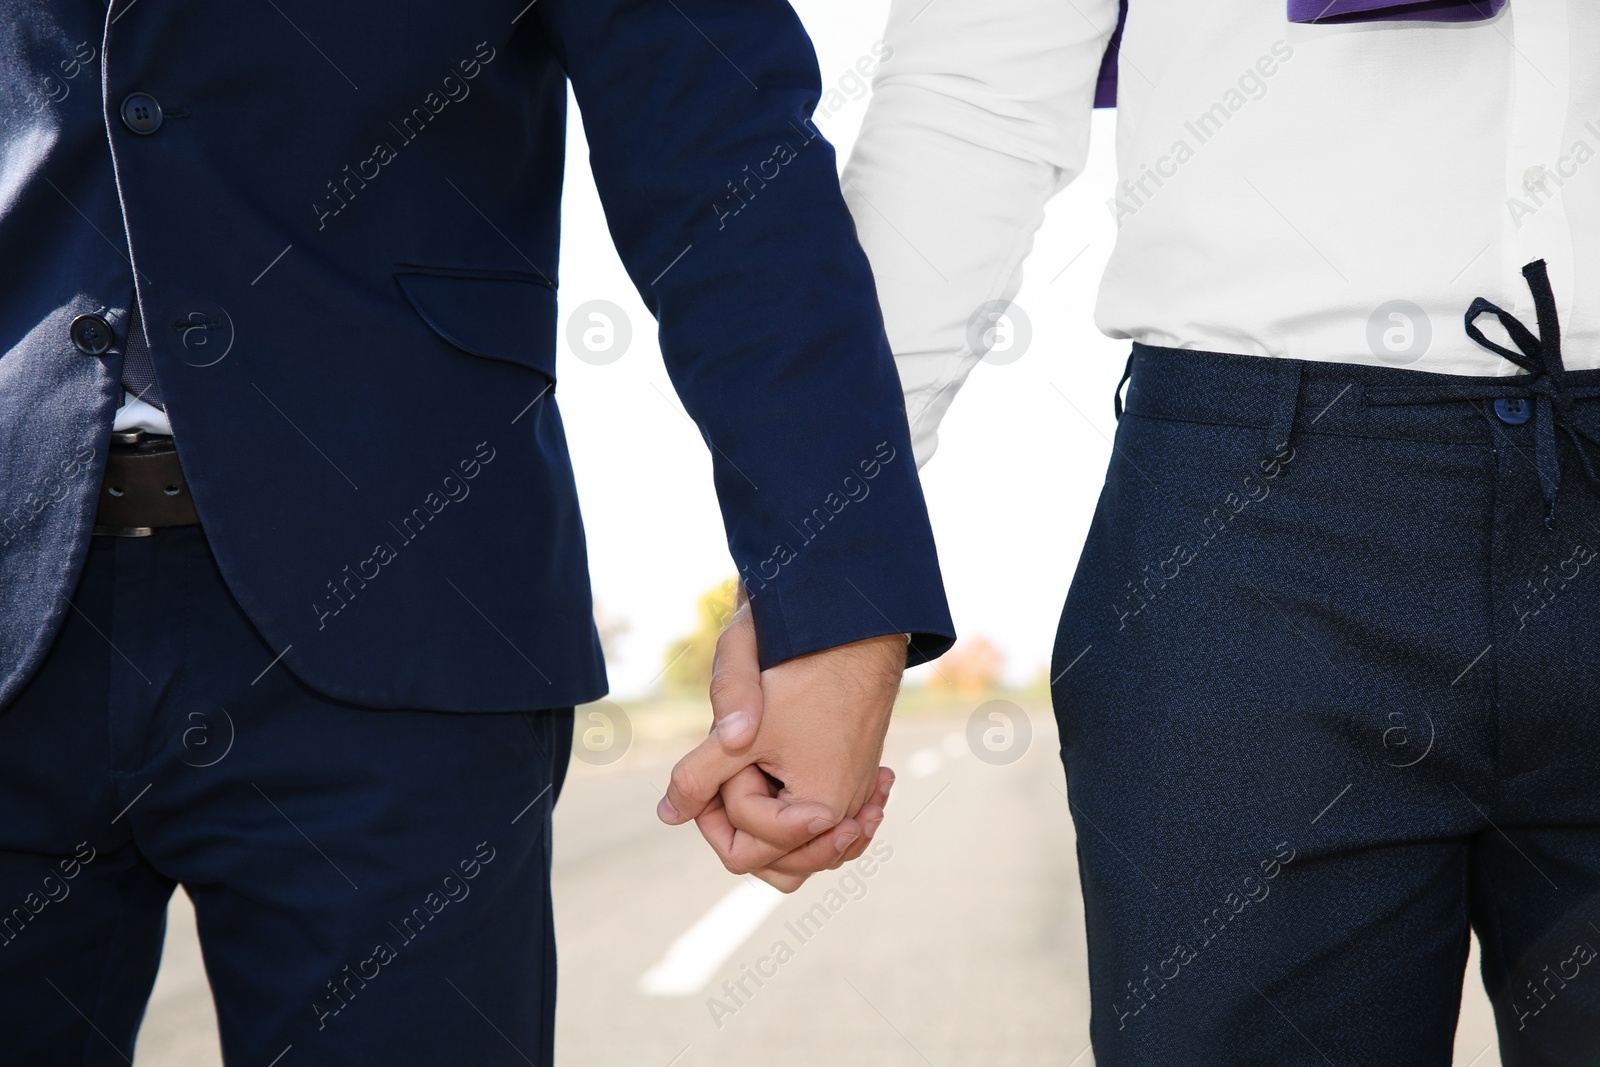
[
  {"x1": 0, "y1": 526, "x2": 573, "y2": 1065},
  {"x1": 1055, "y1": 344, "x2": 1600, "y2": 1066}
]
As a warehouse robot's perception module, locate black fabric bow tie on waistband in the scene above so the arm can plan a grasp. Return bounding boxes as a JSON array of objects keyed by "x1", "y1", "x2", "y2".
[{"x1": 1365, "y1": 261, "x2": 1600, "y2": 528}]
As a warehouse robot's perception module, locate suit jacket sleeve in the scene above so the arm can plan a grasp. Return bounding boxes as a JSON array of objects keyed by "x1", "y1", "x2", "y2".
[{"x1": 535, "y1": 0, "x2": 955, "y2": 668}]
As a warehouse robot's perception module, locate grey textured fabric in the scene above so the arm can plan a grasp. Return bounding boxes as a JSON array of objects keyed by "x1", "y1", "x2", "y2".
[{"x1": 0, "y1": 302, "x2": 120, "y2": 709}]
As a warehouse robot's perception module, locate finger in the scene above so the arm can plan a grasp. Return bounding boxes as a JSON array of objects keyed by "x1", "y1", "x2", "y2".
[
  {"x1": 750, "y1": 868, "x2": 809, "y2": 894},
  {"x1": 690, "y1": 790, "x2": 729, "y2": 842},
  {"x1": 766, "y1": 767, "x2": 893, "y2": 875},
  {"x1": 838, "y1": 768, "x2": 895, "y2": 864},
  {"x1": 708, "y1": 595, "x2": 762, "y2": 750},
  {"x1": 838, "y1": 804, "x2": 882, "y2": 863},
  {"x1": 848, "y1": 767, "x2": 895, "y2": 859},
  {"x1": 720, "y1": 767, "x2": 883, "y2": 876},
  {"x1": 689, "y1": 776, "x2": 808, "y2": 875},
  {"x1": 690, "y1": 793, "x2": 757, "y2": 875},
  {"x1": 694, "y1": 766, "x2": 837, "y2": 873},
  {"x1": 688, "y1": 771, "x2": 783, "y2": 875},
  {"x1": 748, "y1": 769, "x2": 893, "y2": 886},
  {"x1": 660, "y1": 597, "x2": 764, "y2": 827},
  {"x1": 660, "y1": 720, "x2": 759, "y2": 825},
  {"x1": 721, "y1": 764, "x2": 843, "y2": 851},
  {"x1": 758, "y1": 816, "x2": 864, "y2": 876},
  {"x1": 688, "y1": 766, "x2": 770, "y2": 873}
]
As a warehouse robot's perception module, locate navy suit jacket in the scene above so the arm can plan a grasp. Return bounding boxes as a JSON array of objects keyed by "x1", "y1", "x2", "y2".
[{"x1": 0, "y1": 0, "x2": 955, "y2": 711}]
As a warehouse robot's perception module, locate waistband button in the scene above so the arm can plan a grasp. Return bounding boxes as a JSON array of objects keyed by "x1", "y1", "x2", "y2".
[{"x1": 1494, "y1": 397, "x2": 1532, "y2": 425}]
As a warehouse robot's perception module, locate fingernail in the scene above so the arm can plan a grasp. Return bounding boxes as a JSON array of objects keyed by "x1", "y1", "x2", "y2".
[
  {"x1": 657, "y1": 796, "x2": 681, "y2": 824},
  {"x1": 806, "y1": 815, "x2": 833, "y2": 835},
  {"x1": 834, "y1": 831, "x2": 860, "y2": 853},
  {"x1": 864, "y1": 817, "x2": 883, "y2": 840},
  {"x1": 717, "y1": 710, "x2": 753, "y2": 745},
  {"x1": 884, "y1": 775, "x2": 896, "y2": 797}
]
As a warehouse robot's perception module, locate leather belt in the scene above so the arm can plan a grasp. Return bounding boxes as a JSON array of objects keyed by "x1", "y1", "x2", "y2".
[{"x1": 93, "y1": 430, "x2": 200, "y2": 537}]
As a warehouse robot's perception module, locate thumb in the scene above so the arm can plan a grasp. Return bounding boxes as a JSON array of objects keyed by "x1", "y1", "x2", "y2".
[
  {"x1": 707, "y1": 591, "x2": 762, "y2": 749},
  {"x1": 658, "y1": 589, "x2": 763, "y2": 826}
]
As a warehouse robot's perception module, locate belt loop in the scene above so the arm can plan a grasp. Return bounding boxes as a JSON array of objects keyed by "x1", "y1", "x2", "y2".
[
  {"x1": 1113, "y1": 348, "x2": 1136, "y2": 422},
  {"x1": 1261, "y1": 359, "x2": 1304, "y2": 475}
]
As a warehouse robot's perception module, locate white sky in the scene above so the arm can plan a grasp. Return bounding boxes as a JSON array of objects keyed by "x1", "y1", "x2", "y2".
[{"x1": 556, "y1": 2, "x2": 1130, "y2": 696}]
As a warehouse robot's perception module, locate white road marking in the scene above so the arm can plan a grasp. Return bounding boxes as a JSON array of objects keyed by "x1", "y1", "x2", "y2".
[{"x1": 639, "y1": 879, "x2": 783, "y2": 996}]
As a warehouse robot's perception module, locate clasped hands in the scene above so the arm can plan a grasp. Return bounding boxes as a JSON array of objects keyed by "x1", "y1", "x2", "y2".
[{"x1": 655, "y1": 590, "x2": 904, "y2": 892}]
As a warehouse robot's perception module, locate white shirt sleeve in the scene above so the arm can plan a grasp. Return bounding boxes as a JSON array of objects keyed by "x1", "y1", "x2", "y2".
[{"x1": 842, "y1": 0, "x2": 1119, "y2": 467}]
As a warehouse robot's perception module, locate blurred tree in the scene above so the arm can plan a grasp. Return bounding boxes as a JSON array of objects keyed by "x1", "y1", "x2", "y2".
[
  {"x1": 660, "y1": 578, "x2": 740, "y2": 693},
  {"x1": 926, "y1": 636, "x2": 1005, "y2": 701},
  {"x1": 592, "y1": 600, "x2": 630, "y2": 665}
]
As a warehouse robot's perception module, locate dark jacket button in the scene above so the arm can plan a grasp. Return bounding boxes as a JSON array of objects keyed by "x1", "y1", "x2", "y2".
[
  {"x1": 70, "y1": 314, "x2": 114, "y2": 356},
  {"x1": 120, "y1": 93, "x2": 163, "y2": 134}
]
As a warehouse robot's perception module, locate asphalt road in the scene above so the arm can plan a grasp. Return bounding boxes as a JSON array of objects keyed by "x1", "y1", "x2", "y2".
[{"x1": 132, "y1": 708, "x2": 1501, "y2": 1066}]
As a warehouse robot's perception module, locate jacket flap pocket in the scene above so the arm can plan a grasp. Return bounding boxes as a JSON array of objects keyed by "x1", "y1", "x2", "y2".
[{"x1": 394, "y1": 267, "x2": 558, "y2": 380}]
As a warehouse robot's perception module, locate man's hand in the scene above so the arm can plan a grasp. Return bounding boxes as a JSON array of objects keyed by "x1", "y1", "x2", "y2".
[{"x1": 656, "y1": 592, "x2": 904, "y2": 891}]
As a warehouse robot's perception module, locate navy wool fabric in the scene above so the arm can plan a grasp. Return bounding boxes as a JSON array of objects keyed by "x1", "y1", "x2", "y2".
[
  {"x1": 0, "y1": 527, "x2": 574, "y2": 1066},
  {"x1": 0, "y1": 0, "x2": 954, "y2": 713},
  {"x1": 1054, "y1": 343, "x2": 1600, "y2": 1066}
]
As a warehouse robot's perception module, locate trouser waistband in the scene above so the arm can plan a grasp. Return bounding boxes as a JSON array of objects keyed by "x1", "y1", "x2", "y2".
[
  {"x1": 1119, "y1": 261, "x2": 1600, "y2": 526},
  {"x1": 1118, "y1": 343, "x2": 1600, "y2": 448}
]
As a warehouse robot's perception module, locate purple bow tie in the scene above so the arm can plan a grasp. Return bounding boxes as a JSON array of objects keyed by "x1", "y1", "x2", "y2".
[{"x1": 1095, "y1": 0, "x2": 1507, "y2": 108}]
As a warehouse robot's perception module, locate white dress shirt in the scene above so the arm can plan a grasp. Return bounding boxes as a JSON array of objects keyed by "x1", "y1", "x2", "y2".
[
  {"x1": 843, "y1": 1, "x2": 1598, "y2": 466},
  {"x1": 112, "y1": 391, "x2": 172, "y2": 435}
]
